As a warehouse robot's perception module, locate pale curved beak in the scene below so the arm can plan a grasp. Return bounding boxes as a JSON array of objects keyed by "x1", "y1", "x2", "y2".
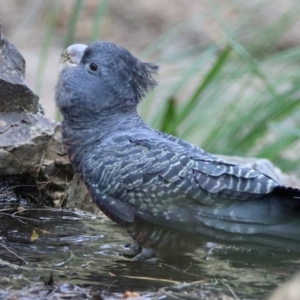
[{"x1": 58, "y1": 44, "x2": 88, "y2": 73}]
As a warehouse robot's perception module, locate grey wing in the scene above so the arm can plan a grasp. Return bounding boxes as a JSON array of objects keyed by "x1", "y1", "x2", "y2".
[
  {"x1": 83, "y1": 135, "x2": 279, "y2": 229},
  {"x1": 124, "y1": 136, "x2": 279, "y2": 203}
]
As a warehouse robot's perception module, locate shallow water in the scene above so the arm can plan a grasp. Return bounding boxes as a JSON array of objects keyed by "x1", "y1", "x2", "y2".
[{"x1": 0, "y1": 208, "x2": 299, "y2": 299}]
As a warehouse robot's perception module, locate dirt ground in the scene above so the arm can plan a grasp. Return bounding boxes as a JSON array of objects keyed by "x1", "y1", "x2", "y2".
[{"x1": 1, "y1": 0, "x2": 300, "y2": 119}]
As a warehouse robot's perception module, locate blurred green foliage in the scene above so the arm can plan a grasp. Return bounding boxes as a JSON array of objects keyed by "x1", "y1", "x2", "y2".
[
  {"x1": 139, "y1": 1, "x2": 300, "y2": 174},
  {"x1": 38, "y1": 0, "x2": 300, "y2": 174}
]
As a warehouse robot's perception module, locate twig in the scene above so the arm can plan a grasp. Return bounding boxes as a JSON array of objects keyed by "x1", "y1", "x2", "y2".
[
  {"x1": 45, "y1": 286, "x2": 58, "y2": 300},
  {"x1": 223, "y1": 282, "x2": 239, "y2": 300},
  {"x1": 53, "y1": 250, "x2": 74, "y2": 267},
  {"x1": 0, "y1": 238, "x2": 28, "y2": 265},
  {"x1": 111, "y1": 273, "x2": 181, "y2": 284}
]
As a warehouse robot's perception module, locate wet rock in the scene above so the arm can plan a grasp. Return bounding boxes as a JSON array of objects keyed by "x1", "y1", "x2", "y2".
[
  {"x1": 0, "y1": 24, "x2": 39, "y2": 113},
  {"x1": 0, "y1": 175, "x2": 53, "y2": 208},
  {"x1": 0, "y1": 26, "x2": 89, "y2": 209},
  {"x1": 0, "y1": 112, "x2": 56, "y2": 176},
  {"x1": 41, "y1": 125, "x2": 90, "y2": 208},
  {"x1": 64, "y1": 173, "x2": 92, "y2": 211}
]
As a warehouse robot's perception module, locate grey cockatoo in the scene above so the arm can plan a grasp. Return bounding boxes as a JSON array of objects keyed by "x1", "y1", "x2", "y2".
[{"x1": 56, "y1": 41, "x2": 300, "y2": 260}]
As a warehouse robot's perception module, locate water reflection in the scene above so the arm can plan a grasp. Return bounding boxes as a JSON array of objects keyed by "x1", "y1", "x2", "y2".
[{"x1": 0, "y1": 208, "x2": 299, "y2": 298}]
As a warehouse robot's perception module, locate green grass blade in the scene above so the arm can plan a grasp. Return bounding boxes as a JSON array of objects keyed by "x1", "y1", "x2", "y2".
[
  {"x1": 35, "y1": 0, "x2": 62, "y2": 95},
  {"x1": 160, "y1": 97, "x2": 178, "y2": 135},
  {"x1": 89, "y1": 0, "x2": 108, "y2": 42},
  {"x1": 63, "y1": 0, "x2": 83, "y2": 48},
  {"x1": 177, "y1": 45, "x2": 231, "y2": 124}
]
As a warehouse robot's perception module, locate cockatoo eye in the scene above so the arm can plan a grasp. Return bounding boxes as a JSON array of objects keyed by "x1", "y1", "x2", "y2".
[{"x1": 89, "y1": 63, "x2": 98, "y2": 71}]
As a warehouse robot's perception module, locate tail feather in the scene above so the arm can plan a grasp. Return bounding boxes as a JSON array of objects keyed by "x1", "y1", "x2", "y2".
[
  {"x1": 273, "y1": 186, "x2": 300, "y2": 198},
  {"x1": 195, "y1": 190, "x2": 300, "y2": 251}
]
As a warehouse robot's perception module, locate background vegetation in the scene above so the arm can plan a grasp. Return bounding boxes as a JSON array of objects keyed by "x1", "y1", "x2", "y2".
[
  {"x1": 1, "y1": 0, "x2": 300, "y2": 174},
  {"x1": 138, "y1": 1, "x2": 300, "y2": 174}
]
